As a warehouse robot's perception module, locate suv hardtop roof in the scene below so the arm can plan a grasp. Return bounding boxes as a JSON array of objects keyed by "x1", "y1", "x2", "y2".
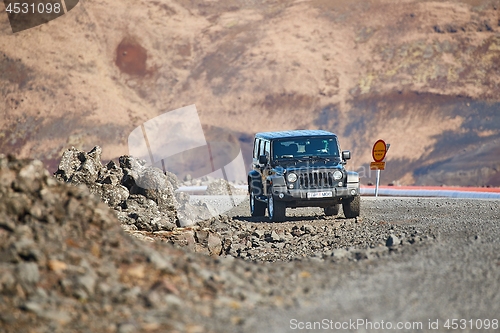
[{"x1": 255, "y1": 130, "x2": 337, "y2": 140}]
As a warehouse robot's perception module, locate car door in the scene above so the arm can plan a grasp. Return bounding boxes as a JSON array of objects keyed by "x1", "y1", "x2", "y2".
[{"x1": 261, "y1": 140, "x2": 272, "y2": 195}]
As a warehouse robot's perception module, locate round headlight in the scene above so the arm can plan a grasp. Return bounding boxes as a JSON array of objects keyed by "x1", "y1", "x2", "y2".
[
  {"x1": 333, "y1": 170, "x2": 343, "y2": 180},
  {"x1": 287, "y1": 172, "x2": 297, "y2": 182}
]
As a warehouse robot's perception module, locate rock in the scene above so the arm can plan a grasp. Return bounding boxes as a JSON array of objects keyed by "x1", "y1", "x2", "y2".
[
  {"x1": 353, "y1": 250, "x2": 369, "y2": 260},
  {"x1": 130, "y1": 168, "x2": 177, "y2": 211},
  {"x1": 119, "y1": 195, "x2": 176, "y2": 231},
  {"x1": 175, "y1": 191, "x2": 190, "y2": 205},
  {"x1": 118, "y1": 323, "x2": 137, "y2": 333},
  {"x1": 386, "y1": 234, "x2": 400, "y2": 247},
  {"x1": 20, "y1": 301, "x2": 43, "y2": 314},
  {"x1": 147, "y1": 251, "x2": 175, "y2": 273},
  {"x1": 301, "y1": 225, "x2": 315, "y2": 234},
  {"x1": 53, "y1": 147, "x2": 86, "y2": 182},
  {"x1": 77, "y1": 274, "x2": 97, "y2": 296},
  {"x1": 54, "y1": 148, "x2": 188, "y2": 231},
  {"x1": 164, "y1": 294, "x2": 183, "y2": 310},
  {"x1": 98, "y1": 184, "x2": 130, "y2": 207},
  {"x1": 207, "y1": 233, "x2": 223, "y2": 256},
  {"x1": 291, "y1": 226, "x2": 302, "y2": 237},
  {"x1": 39, "y1": 310, "x2": 72, "y2": 325},
  {"x1": 270, "y1": 230, "x2": 281, "y2": 242},
  {"x1": 0, "y1": 269, "x2": 16, "y2": 293},
  {"x1": 331, "y1": 248, "x2": 348, "y2": 258},
  {"x1": 177, "y1": 201, "x2": 212, "y2": 227},
  {"x1": 55, "y1": 151, "x2": 179, "y2": 230},
  {"x1": 169, "y1": 230, "x2": 196, "y2": 251},
  {"x1": 17, "y1": 262, "x2": 40, "y2": 285},
  {"x1": 206, "y1": 178, "x2": 237, "y2": 195},
  {"x1": 48, "y1": 260, "x2": 67, "y2": 273},
  {"x1": 14, "y1": 160, "x2": 48, "y2": 193},
  {"x1": 195, "y1": 230, "x2": 209, "y2": 243},
  {"x1": 273, "y1": 243, "x2": 285, "y2": 250},
  {"x1": 164, "y1": 171, "x2": 180, "y2": 190},
  {"x1": 56, "y1": 146, "x2": 104, "y2": 186},
  {"x1": 252, "y1": 229, "x2": 265, "y2": 238},
  {"x1": 99, "y1": 161, "x2": 124, "y2": 185}
]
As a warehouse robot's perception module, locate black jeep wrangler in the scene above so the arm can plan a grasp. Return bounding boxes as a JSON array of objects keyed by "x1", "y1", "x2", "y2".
[{"x1": 247, "y1": 130, "x2": 360, "y2": 221}]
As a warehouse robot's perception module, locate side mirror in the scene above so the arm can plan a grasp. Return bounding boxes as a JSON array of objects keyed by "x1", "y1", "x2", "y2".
[
  {"x1": 342, "y1": 150, "x2": 351, "y2": 161},
  {"x1": 258, "y1": 155, "x2": 268, "y2": 165}
]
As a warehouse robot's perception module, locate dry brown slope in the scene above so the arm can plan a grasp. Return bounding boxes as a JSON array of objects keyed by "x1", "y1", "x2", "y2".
[{"x1": 1, "y1": 0, "x2": 499, "y2": 185}]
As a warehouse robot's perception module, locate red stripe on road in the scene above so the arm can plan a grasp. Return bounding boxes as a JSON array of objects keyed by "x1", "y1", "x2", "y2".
[{"x1": 361, "y1": 186, "x2": 500, "y2": 193}]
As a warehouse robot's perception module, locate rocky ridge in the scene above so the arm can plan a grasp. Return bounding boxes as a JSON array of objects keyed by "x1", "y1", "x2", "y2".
[{"x1": 53, "y1": 146, "x2": 219, "y2": 230}]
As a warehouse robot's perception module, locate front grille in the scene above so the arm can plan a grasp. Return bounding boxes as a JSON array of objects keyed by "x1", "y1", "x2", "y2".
[{"x1": 298, "y1": 171, "x2": 335, "y2": 189}]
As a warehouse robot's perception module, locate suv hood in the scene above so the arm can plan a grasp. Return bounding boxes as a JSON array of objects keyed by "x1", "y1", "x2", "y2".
[{"x1": 280, "y1": 162, "x2": 344, "y2": 172}]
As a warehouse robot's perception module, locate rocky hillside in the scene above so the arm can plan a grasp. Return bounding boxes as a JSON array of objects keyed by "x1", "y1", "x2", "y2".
[{"x1": 1, "y1": 0, "x2": 500, "y2": 186}]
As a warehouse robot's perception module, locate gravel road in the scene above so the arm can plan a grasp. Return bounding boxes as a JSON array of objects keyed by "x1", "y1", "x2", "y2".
[{"x1": 217, "y1": 197, "x2": 500, "y2": 333}]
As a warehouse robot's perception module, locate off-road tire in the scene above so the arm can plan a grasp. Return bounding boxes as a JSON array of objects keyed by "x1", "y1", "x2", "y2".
[
  {"x1": 268, "y1": 194, "x2": 286, "y2": 222},
  {"x1": 324, "y1": 204, "x2": 340, "y2": 216},
  {"x1": 250, "y1": 189, "x2": 266, "y2": 217},
  {"x1": 343, "y1": 195, "x2": 360, "y2": 218}
]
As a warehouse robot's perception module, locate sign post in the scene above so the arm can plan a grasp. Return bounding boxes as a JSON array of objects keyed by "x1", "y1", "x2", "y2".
[{"x1": 370, "y1": 140, "x2": 389, "y2": 197}]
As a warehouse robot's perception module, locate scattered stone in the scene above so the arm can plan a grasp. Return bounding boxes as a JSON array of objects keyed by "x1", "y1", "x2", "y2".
[
  {"x1": 206, "y1": 178, "x2": 236, "y2": 195},
  {"x1": 253, "y1": 229, "x2": 265, "y2": 238},
  {"x1": 207, "y1": 232, "x2": 223, "y2": 256},
  {"x1": 386, "y1": 234, "x2": 400, "y2": 247},
  {"x1": 331, "y1": 248, "x2": 348, "y2": 259},
  {"x1": 17, "y1": 262, "x2": 40, "y2": 285},
  {"x1": 270, "y1": 230, "x2": 281, "y2": 242},
  {"x1": 302, "y1": 225, "x2": 315, "y2": 234}
]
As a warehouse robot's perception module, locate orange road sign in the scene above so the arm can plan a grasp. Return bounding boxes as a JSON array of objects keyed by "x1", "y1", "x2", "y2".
[
  {"x1": 372, "y1": 140, "x2": 387, "y2": 162},
  {"x1": 370, "y1": 162, "x2": 386, "y2": 170}
]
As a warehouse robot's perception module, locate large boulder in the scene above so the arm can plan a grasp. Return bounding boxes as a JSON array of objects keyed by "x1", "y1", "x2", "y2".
[
  {"x1": 54, "y1": 147, "x2": 130, "y2": 208},
  {"x1": 55, "y1": 148, "x2": 180, "y2": 230},
  {"x1": 54, "y1": 148, "x2": 219, "y2": 230}
]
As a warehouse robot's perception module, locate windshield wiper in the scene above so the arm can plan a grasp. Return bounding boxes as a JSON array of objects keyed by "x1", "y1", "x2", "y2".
[
  {"x1": 276, "y1": 156, "x2": 304, "y2": 165},
  {"x1": 306, "y1": 155, "x2": 330, "y2": 162}
]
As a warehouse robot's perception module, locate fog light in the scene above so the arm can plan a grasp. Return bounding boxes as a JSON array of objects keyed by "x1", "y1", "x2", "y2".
[
  {"x1": 338, "y1": 182, "x2": 343, "y2": 187},
  {"x1": 279, "y1": 193, "x2": 285, "y2": 199},
  {"x1": 288, "y1": 184, "x2": 294, "y2": 189},
  {"x1": 351, "y1": 189, "x2": 356, "y2": 195}
]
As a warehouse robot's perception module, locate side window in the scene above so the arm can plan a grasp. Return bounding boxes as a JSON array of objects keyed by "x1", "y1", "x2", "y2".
[
  {"x1": 253, "y1": 139, "x2": 260, "y2": 158},
  {"x1": 259, "y1": 140, "x2": 266, "y2": 157},
  {"x1": 264, "y1": 141, "x2": 270, "y2": 157}
]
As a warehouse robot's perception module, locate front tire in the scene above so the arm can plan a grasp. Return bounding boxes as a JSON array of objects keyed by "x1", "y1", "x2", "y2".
[
  {"x1": 324, "y1": 204, "x2": 340, "y2": 216},
  {"x1": 343, "y1": 195, "x2": 360, "y2": 218},
  {"x1": 268, "y1": 194, "x2": 286, "y2": 222},
  {"x1": 250, "y1": 190, "x2": 266, "y2": 217}
]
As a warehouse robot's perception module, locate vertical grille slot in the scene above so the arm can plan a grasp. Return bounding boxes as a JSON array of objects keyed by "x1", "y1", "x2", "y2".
[{"x1": 299, "y1": 171, "x2": 335, "y2": 189}]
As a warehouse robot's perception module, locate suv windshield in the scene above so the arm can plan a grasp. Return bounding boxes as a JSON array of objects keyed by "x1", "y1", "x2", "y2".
[{"x1": 272, "y1": 137, "x2": 340, "y2": 160}]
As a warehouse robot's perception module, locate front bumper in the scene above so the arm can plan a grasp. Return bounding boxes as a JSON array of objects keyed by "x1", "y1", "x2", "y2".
[{"x1": 270, "y1": 183, "x2": 359, "y2": 205}]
